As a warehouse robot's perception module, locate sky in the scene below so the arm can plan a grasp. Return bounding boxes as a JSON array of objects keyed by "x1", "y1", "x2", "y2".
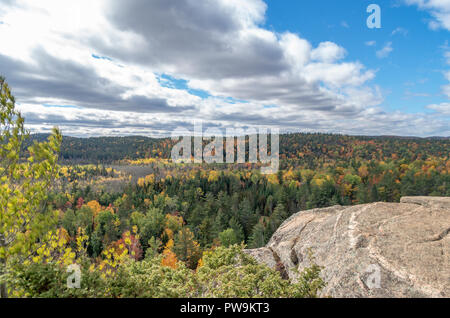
[{"x1": 0, "y1": 0, "x2": 449, "y2": 137}]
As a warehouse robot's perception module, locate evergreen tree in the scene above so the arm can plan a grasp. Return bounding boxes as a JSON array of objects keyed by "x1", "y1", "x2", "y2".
[
  {"x1": 269, "y1": 203, "x2": 288, "y2": 233},
  {"x1": 249, "y1": 221, "x2": 268, "y2": 248},
  {"x1": 218, "y1": 228, "x2": 240, "y2": 247},
  {"x1": 173, "y1": 227, "x2": 202, "y2": 270},
  {"x1": 228, "y1": 217, "x2": 245, "y2": 244}
]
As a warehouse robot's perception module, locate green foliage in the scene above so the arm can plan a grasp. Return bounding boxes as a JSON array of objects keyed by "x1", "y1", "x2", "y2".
[
  {"x1": 131, "y1": 208, "x2": 165, "y2": 250},
  {"x1": 0, "y1": 77, "x2": 61, "y2": 298},
  {"x1": 218, "y1": 228, "x2": 240, "y2": 247},
  {"x1": 9, "y1": 245, "x2": 325, "y2": 298},
  {"x1": 145, "y1": 237, "x2": 162, "y2": 259},
  {"x1": 172, "y1": 227, "x2": 202, "y2": 270},
  {"x1": 248, "y1": 221, "x2": 269, "y2": 249},
  {"x1": 7, "y1": 261, "x2": 105, "y2": 298},
  {"x1": 109, "y1": 257, "x2": 198, "y2": 298}
]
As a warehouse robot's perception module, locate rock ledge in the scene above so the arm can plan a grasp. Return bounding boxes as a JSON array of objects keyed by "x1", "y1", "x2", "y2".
[{"x1": 245, "y1": 197, "x2": 450, "y2": 298}]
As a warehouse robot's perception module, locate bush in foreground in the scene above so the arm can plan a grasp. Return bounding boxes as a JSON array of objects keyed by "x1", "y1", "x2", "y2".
[{"x1": 8, "y1": 245, "x2": 325, "y2": 298}]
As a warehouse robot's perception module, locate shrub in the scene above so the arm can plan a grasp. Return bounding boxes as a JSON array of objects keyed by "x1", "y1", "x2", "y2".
[{"x1": 7, "y1": 245, "x2": 325, "y2": 298}]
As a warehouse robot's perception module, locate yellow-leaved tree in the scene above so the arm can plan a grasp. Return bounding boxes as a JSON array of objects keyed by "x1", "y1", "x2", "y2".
[{"x1": 0, "y1": 77, "x2": 62, "y2": 298}]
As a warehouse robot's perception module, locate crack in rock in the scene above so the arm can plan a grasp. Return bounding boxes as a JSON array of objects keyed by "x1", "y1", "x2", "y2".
[
  {"x1": 423, "y1": 227, "x2": 450, "y2": 242},
  {"x1": 268, "y1": 247, "x2": 289, "y2": 280}
]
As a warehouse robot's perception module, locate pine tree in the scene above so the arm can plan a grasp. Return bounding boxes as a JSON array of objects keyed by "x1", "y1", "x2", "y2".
[
  {"x1": 228, "y1": 217, "x2": 245, "y2": 244},
  {"x1": 248, "y1": 221, "x2": 268, "y2": 248},
  {"x1": 238, "y1": 198, "x2": 256, "y2": 238},
  {"x1": 145, "y1": 236, "x2": 162, "y2": 259},
  {"x1": 268, "y1": 203, "x2": 287, "y2": 233},
  {"x1": 370, "y1": 184, "x2": 379, "y2": 202},
  {"x1": 173, "y1": 227, "x2": 202, "y2": 269}
]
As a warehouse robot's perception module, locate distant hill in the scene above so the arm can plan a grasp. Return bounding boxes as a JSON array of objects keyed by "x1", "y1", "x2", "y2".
[
  {"x1": 26, "y1": 134, "x2": 171, "y2": 163},
  {"x1": 26, "y1": 133, "x2": 450, "y2": 164}
]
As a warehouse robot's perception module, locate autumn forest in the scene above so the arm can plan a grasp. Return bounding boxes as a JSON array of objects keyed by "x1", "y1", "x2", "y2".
[{"x1": 1, "y1": 78, "x2": 449, "y2": 298}]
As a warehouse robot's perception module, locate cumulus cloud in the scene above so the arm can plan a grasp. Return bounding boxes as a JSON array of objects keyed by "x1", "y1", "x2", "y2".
[
  {"x1": 405, "y1": 0, "x2": 450, "y2": 30},
  {"x1": 0, "y1": 0, "x2": 447, "y2": 137},
  {"x1": 426, "y1": 102, "x2": 450, "y2": 114},
  {"x1": 311, "y1": 41, "x2": 347, "y2": 63}
]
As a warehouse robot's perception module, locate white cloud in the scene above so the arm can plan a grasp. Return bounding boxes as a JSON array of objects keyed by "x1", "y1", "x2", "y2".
[
  {"x1": 444, "y1": 70, "x2": 450, "y2": 81},
  {"x1": 441, "y1": 55, "x2": 450, "y2": 98},
  {"x1": 445, "y1": 50, "x2": 450, "y2": 64},
  {"x1": 426, "y1": 102, "x2": 450, "y2": 114},
  {"x1": 442, "y1": 84, "x2": 450, "y2": 97},
  {"x1": 376, "y1": 42, "x2": 393, "y2": 58},
  {"x1": 0, "y1": 0, "x2": 447, "y2": 137},
  {"x1": 365, "y1": 41, "x2": 376, "y2": 46},
  {"x1": 405, "y1": 0, "x2": 450, "y2": 31},
  {"x1": 311, "y1": 41, "x2": 347, "y2": 63},
  {"x1": 391, "y1": 27, "x2": 409, "y2": 36}
]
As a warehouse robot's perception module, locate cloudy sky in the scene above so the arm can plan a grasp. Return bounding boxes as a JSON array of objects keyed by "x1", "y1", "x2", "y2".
[{"x1": 0, "y1": 0, "x2": 449, "y2": 137}]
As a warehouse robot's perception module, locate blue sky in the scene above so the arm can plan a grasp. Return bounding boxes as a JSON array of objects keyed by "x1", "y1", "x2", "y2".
[
  {"x1": 0, "y1": 0, "x2": 449, "y2": 137},
  {"x1": 265, "y1": 0, "x2": 449, "y2": 114}
]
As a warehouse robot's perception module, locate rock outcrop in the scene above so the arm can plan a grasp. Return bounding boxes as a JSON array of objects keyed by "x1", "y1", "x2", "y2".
[{"x1": 245, "y1": 197, "x2": 450, "y2": 298}]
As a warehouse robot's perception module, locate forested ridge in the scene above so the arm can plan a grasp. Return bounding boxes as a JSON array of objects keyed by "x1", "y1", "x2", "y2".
[{"x1": 27, "y1": 133, "x2": 449, "y2": 164}]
